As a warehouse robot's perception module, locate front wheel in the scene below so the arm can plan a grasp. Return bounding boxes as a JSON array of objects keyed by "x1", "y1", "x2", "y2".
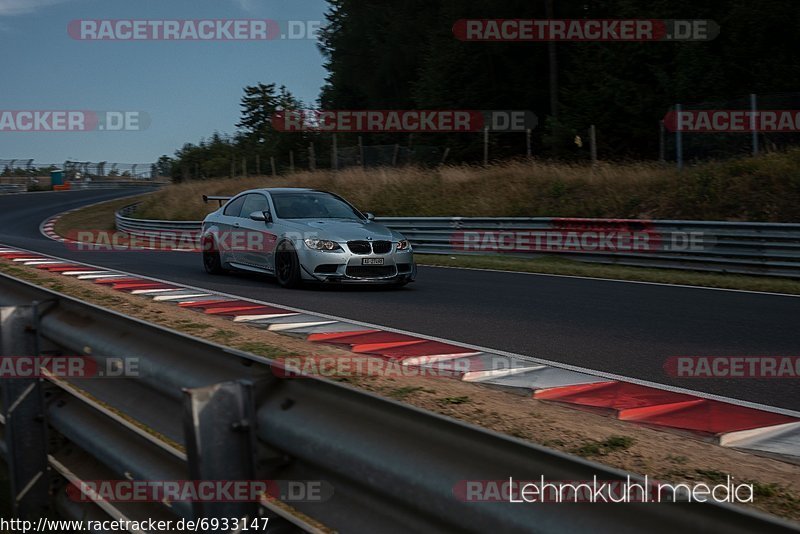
[{"x1": 275, "y1": 242, "x2": 302, "y2": 288}]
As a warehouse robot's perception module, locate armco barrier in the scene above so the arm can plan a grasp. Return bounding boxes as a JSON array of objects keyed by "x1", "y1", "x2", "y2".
[
  {"x1": 115, "y1": 204, "x2": 800, "y2": 278},
  {"x1": 0, "y1": 184, "x2": 26, "y2": 194},
  {"x1": 3, "y1": 181, "x2": 164, "y2": 194},
  {"x1": 115, "y1": 203, "x2": 202, "y2": 236},
  {"x1": 70, "y1": 180, "x2": 165, "y2": 190},
  {"x1": 1, "y1": 270, "x2": 798, "y2": 533}
]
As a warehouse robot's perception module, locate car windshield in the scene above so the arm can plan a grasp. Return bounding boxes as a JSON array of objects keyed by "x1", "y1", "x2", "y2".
[{"x1": 272, "y1": 192, "x2": 363, "y2": 220}]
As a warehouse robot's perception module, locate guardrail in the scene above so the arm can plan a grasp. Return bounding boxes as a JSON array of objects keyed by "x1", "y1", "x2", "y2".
[
  {"x1": 69, "y1": 180, "x2": 165, "y2": 190},
  {"x1": 1, "y1": 273, "x2": 795, "y2": 533},
  {"x1": 0, "y1": 184, "x2": 26, "y2": 194},
  {"x1": 116, "y1": 205, "x2": 800, "y2": 279},
  {"x1": 1, "y1": 182, "x2": 164, "y2": 194},
  {"x1": 116, "y1": 203, "x2": 201, "y2": 235}
]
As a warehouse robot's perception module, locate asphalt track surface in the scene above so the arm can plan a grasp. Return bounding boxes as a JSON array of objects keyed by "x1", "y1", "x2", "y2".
[{"x1": 1, "y1": 189, "x2": 798, "y2": 410}]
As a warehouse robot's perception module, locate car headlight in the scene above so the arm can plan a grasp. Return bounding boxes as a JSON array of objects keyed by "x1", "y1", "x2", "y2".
[
  {"x1": 304, "y1": 238, "x2": 342, "y2": 251},
  {"x1": 396, "y1": 239, "x2": 411, "y2": 251}
]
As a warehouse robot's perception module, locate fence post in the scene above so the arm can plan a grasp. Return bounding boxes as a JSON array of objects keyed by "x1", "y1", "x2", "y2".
[
  {"x1": 358, "y1": 136, "x2": 365, "y2": 169},
  {"x1": 483, "y1": 128, "x2": 489, "y2": 166},
  {"x1": 309, "y1": 143, "x2": 316, "y2": 171},
  {"x1": 289, "y1": 150, "x2": 295, "y2": 173},
  {"x1": 675, "y1": 103, "x2": 683, "y2": 171},
  {"x1": 659, "y1": 120, "x2": 666, "y2": 163},
  {"x1": 270, "y1": 156, "x2": 276, "y2": 177},
  {"x1": 440, "y1": 147, "x2": 450, "y2": 166},
  {"x1": 589, "y1": 125, "x2": 597, "y2": 164},
  {"x1": 332, "y1": 134, "x2": 339, "y2": 171},
  {"x1": 392, "y1": 144, "x2": 400, "y2": 167},
  {"x1": 242, "y1": 157, "x2": 247, "y2": 178},
  {"x1": 750, "y1": 93, "x2": 759, "y2": 156},
  {"x1": 255, "y1": 154, "x2": 261, "y2": 176},
  {"x1": 526, "y1": 128, "x2": 532, "y2": 158}
]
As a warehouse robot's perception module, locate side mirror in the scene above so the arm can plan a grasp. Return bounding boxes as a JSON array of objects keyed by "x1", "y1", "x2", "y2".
[
  {"x1": 365, "y1": 212, "x2": 375, "y2": 221},
  {"x1": 250, "y1": 210, "x2": 272, "y2": 223}
]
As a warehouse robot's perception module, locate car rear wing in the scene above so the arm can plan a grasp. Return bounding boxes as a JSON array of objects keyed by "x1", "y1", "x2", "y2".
[{"x1": 202, "y1": 195, "x2": 231, "y2": 207}]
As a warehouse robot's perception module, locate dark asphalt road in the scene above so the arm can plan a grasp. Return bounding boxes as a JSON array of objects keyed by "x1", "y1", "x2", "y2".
[{"x1": 1, "y1": 189, "x2": 798, "y2": 410}]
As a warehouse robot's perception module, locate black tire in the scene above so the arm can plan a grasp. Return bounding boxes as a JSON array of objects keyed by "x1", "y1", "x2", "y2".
[
  {"x1": 275, "y1": 241, "x2": 302, "y2": 288},
  {"x1": 202, "y1": 238, "x2": 225, "y2": 275}
]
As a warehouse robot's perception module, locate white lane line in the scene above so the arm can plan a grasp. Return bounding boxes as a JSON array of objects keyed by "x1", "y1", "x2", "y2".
[{"x1": 4, "y1": 242, "x2": 799, "y2": 418}]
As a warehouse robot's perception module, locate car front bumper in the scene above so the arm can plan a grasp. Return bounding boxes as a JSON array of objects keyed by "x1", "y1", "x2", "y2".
[{"x1": 297, "y1": 246, "x2": 416, "y2": 284}]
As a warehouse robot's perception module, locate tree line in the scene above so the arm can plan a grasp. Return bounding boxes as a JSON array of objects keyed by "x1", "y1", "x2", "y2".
[{"x1": 165, "y1": 0, "x2": 800, "y2": 180}]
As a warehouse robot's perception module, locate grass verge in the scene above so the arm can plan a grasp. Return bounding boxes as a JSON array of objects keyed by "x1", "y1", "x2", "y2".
[
  {"x1": 52, "y1": 193, "x2": 154, "y2": 236},
  {"x1": 415, "y1": 254, "x2": 800, "y2": 295}
]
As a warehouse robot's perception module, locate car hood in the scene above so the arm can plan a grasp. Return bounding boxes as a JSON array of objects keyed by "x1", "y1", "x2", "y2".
[{"x1": 283, "y1": 218, "x2": 398, "y2": 242}]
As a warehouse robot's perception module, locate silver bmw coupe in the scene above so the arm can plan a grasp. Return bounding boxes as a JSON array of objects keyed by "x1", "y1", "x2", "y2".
[{"x1": 200, "y1": 188, "x2": 416, "y2": 288}]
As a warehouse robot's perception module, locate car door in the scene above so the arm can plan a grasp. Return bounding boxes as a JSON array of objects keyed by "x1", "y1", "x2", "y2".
[
  {"x1": 216, "y1": 194, "x2": 247, "y2": 264},
  {"x1": 235, "y1": 192, "x2": 277, "y2": 270}
]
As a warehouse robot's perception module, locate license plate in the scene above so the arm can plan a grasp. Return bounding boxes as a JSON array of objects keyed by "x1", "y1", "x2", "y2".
[{"x1": 362, "y1": 258, "x2": 384, "y2": 265}]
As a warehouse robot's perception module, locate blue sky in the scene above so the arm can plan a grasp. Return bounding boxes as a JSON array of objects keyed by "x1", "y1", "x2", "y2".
[{"x1": 0, "y1": 0, "x2": 329, "y2": 163}]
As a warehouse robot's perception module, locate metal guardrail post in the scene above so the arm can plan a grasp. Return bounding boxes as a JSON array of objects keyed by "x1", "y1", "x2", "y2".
[
  {"x1": 0, "y1": 304, "x2": 52, "y2": 519},
  {"x1": 183, "y1": 380, "x2": 260, "y2": 522}
]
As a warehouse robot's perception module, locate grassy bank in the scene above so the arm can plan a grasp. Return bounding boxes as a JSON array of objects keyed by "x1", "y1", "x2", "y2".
[
  {"x1": 53, "y1": 194, "x2": 153, "y2": 235},
  {"x1": 416, "y1": 254, "x2": 800, "y2": 295},
  {"x1": 134, "y1": 149, "x2": 800, "y2": 222}
]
